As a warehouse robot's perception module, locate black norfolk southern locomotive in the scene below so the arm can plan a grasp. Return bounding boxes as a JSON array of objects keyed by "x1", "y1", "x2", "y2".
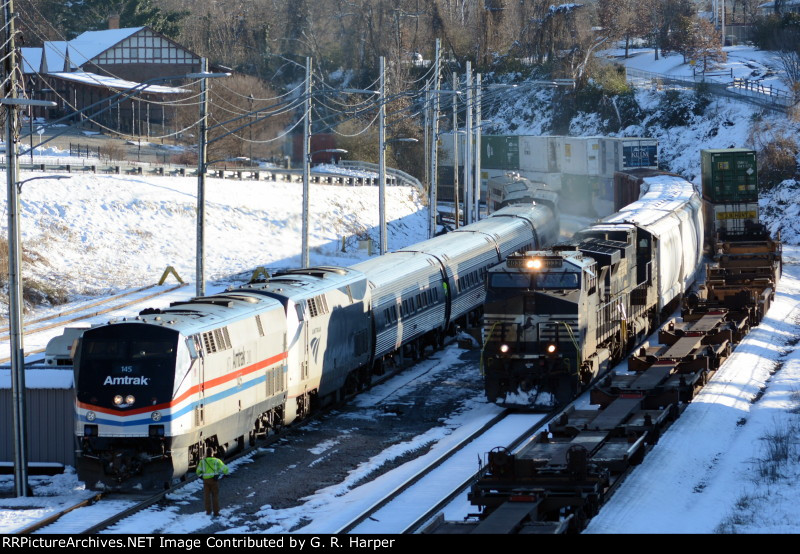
[{"x1": 482, "y1": 175, "x2": 704, "y2": 409}]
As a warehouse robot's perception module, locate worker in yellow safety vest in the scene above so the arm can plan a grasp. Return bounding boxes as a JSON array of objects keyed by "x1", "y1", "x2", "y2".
[{"x1": 196, "y1": 447, "x2": 230, "y2": 516}]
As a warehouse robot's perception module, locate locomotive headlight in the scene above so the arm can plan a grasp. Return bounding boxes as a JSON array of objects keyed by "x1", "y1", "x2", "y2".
[
  {"x1": 86, "y1": 411, "x2": 96, "y2": 422},
  {"x1": 499, "y1": 344, "x2": 510, "y2": 353},
  {"x1": 546, "y1": 343, "x2": 557, "y2": 354},
  {"x1": 113, "y1": 395, "x2": 123, "y2": 405},
  {"x1": 151, "y1": 411, "x2": 162, "y2": 422},
  {"x1": 125, "y1": 395, "x2": 136, "y2": 405},
  {"x1": 526, "y1": 258, "x2": 542, "y2": 270}
]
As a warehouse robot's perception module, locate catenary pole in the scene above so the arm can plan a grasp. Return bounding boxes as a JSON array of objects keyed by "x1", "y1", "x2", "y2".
[
  {"x1": 4, "y1": 0, "x2": 29, "y2": 497},
  {"x1": 464, "y1": 61, "x2": 473, "y2": 225},
  {"x1": 452, "y1": 72, "x2": 460, "y2": 229},
  {"x1": 428, "y1": 39, "x2": 441, "y2": 239},
  {"x1": 378, "y1": 56, "x2": 387, "y2": 255},
  {"x1": 302, "y1": 57, "x2": 312, "y2": 267},
  {"x1": 196, "y1": 57, "x2": 209, "y2": 297},
  {"x1": 474, "y1": 72, "x2": 482, "y2": 221}
]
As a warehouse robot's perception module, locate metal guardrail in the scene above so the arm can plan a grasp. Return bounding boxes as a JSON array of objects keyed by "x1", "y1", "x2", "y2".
[
  {"x1": 0, "y1": 159, "x2": 424, "y2": 189},
  {"x1": 622, "y1": 65, "x2": 796, "y2": 111},
  {"x1": 338, "y1": 159, "x2": 424, "y2": 194}
]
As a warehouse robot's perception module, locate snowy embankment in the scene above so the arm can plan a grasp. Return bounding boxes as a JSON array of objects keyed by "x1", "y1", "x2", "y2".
[
  {"x1": 586, "y1": 248, "x2": 800, "y2": 533},
  {"x1": 3, "y1": 172, "x2": 427, "y2": 300}
]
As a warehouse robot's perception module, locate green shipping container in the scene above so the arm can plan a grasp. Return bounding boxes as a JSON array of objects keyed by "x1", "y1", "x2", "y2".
[
  {"x1": 481, "y1": 135, "x2": 519, "y2": 170},
  {"x1": 701, "y1": 148, "x2": 758, "y2": 203}
]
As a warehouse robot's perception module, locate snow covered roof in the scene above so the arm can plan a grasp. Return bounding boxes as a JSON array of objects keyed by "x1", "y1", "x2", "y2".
[
  {"x1": 20, "y1": 27, "x2": 149, "y2": 76},
  {"x1": 19, "y1": 47, "x2": 40, "y2": 73},
  {"x1": 67, "y1": 27, "x2": 144, "y2": 67},
  {"x1": 21, "y1": 41, "x2": 73, "y2": 74},
  {"x1": 48, "y1": 71, "x2": 186, "y2": 94}
]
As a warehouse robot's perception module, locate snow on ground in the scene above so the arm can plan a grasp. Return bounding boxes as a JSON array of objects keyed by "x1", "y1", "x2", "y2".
[
  {"x1": 602, "y1": 46, "x2": 787, "y2": 93},
  {"x1": 1, "y1": 171, "x2": 426, "y2": 299},
  {"x1": 586, "y1": 247, "x2": 800, "y2": 533}
]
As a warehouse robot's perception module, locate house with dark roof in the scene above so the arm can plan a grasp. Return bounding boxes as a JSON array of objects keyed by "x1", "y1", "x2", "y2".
[{"x1": 20, "y1": 24, "x2": 204, "y2": 135}]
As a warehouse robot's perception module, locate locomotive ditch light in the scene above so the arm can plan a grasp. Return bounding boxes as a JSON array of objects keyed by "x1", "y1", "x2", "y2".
[
  {"x1": 500, "y1": 344, "x2": 510, "y2": 353},
  {"x1": 151, "y1": 411, "x2": 162, "y2": 422},
  {"x1": 86, "y1": 411, "x2": 96, "y2": 422},
  {"x1": 546, "y1": 343, "x2": 557, "y2": 354},
  {"x1": 113, "y1": 395, "x2": 124, "y2": 405}
]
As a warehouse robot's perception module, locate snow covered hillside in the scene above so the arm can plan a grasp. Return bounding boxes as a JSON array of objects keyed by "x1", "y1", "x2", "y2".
[{"x1": 2, "y1": 171, "x2": 427, "y2": 305}]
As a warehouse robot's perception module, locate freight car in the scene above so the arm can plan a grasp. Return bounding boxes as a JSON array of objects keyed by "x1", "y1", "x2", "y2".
[
  {"x1": 74, "y1": 200, "x2": 559, "y2": 489},
  {"x1": 482, "y1": 174, "x2": 703, "y2": 409}
]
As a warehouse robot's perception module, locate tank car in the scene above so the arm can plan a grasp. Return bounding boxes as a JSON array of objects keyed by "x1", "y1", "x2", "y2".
[{"x1": 482, "y1": 175, "x2": 703, "y2": 409}]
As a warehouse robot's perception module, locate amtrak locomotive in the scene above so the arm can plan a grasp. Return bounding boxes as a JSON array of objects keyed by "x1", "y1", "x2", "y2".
[
  {"x1": 482, "y1": 175, "x2": 703, "y2": 409},
  {"x1": 74, "y1": 200, "x2": 559, "y2": 489}
]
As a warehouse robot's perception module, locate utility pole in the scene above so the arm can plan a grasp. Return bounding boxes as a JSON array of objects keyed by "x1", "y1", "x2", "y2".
[
  {"x1": 196, "y1": 58, "x2": 209, "y2": 297},
  {"x1": 302, "y1": 57, "x2": 312, "y2": 268},
  {"x1": 249, "y1": 93, "x2": 254, "y2": 163},
  {"x1": 474, "y1": 73, "x2": 482, "y2": 222},
  {"x1": 464, "y1": 61, "x2": 473, "y2": 225},
  {"x1": 452, "y1": 72, "x2": 459, "y2": 230},
  {"x1": 378, "y1": 56, "x2": 387, "y2": 255},
  {"x1": 423, "y1": 82, "x2": 429, "y2": 209},
  {"x1": 428, "y1": 39, "x2": 441, "y2": 239},
  {"x1": 3, "y1": 0, "x2": 28, "y2": 498}
]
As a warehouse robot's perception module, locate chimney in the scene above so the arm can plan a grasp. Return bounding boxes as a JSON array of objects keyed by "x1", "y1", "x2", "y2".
[{"x1": 108, "y1": 13, "x2": 120, "y2": 29}]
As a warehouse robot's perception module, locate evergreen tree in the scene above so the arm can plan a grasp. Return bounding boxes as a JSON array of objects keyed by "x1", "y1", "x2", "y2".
[{"x1": 42, "y1": 0, "x2": 187, "y2": 39}]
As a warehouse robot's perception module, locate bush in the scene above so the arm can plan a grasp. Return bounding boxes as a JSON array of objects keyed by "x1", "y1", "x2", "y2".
[
  {"x1": 171, "y1": 150, "x2": 198, "y2": 165},
  {"x1": 758, "y1": 135, "x2": 798, "y2": 188},
  {"x1": 749, "y1": 119, "x2": 799, "y2": 189},
  {"x1": 99, "y1": 142, "x2": 126, "y2": 162},
  {"x1": 656, "y1": 88, "x2": 708, "y2": 127}
]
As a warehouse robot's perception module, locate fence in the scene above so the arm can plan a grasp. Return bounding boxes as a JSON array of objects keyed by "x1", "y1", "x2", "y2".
[
  {"x1": 623, "y1": 66, "x2": 796, "y2": 111},
  {"x1": 68, "y1": 143, "x2": 100, "y2": 159}
]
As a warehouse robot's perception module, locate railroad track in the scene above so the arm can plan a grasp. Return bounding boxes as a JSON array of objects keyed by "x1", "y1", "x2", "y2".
[
  {"x1": 12, "y1": 341, "x2": 454, "y2": 534},
  {"x1": 422, "y1": 304, "x2": 757, "y2": 534},
  {"x1": 331, "y1": 410, "x2": 553, "y2": 534},
  {"x1": 0, "y1": 283, "x2": 187, "y2": 365}
]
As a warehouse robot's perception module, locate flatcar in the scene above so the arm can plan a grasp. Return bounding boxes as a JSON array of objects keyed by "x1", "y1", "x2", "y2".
[
  {"x1": 74, "y1": 199, "x2": 559, "y2": 489},
  {"x1": 482, "y1": 174, "x2": 703, "y2": 409}
]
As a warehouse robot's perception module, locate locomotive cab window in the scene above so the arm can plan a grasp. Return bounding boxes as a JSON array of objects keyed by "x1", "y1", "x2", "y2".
[
  {"x1": 534, "y1": 271, "x2": 580, "y2": 289},
  {"x1": 490, "y1": 273, "x2": 532, "y2": 289},
  {"x1": 75, "y1": 323, "x2": 179, "y2": 410}
]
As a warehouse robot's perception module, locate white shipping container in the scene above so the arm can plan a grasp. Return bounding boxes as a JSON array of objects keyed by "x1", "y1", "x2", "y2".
[
  {"x1": 559, "y1": 136, "x2": 604, "y2": 176},
  {"x1": 519, "y1": 136, "x2": 559, "y2": 173},
  {"x1": 437, "y1": 133, "x2": 466, "y2": 166}
]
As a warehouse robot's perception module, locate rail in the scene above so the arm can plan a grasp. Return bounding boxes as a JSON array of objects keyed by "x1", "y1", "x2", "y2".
[{"x1": 333, "y1": 409, "x2": 512, "y2": 534}]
